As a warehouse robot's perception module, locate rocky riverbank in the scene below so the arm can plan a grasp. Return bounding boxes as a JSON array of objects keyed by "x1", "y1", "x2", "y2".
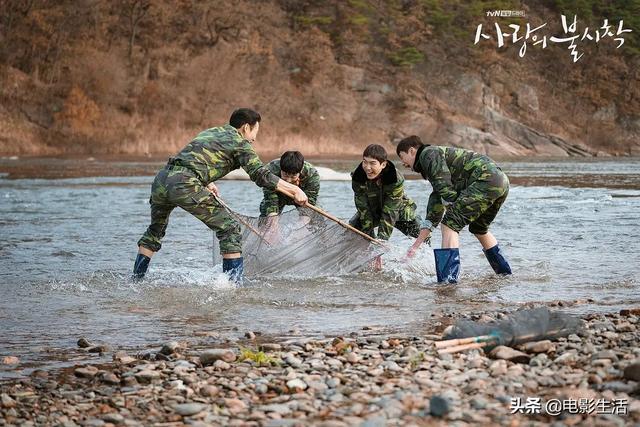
[{"x1": 1, "y1": 308, "x2": 639, "y2": 426}]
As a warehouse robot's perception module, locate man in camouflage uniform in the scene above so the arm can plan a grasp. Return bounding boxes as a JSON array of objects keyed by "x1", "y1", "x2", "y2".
[
  {"x1": 259, "y1": 151, "x2": 320, "y2": 217},
  {"x1": 133, "y1": 109, "x2": 308, "y2": 284},
  {"x1": 350, "y1": 144, "x2": 420, "y2": 243},
  {"x1": 396, "y1": 135, "x2": 512, "y2": 283}
]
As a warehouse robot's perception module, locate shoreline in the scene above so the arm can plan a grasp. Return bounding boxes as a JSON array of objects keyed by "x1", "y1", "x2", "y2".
[{"x1": 2, "y1": 305, "x2": 638, "y2": 426}]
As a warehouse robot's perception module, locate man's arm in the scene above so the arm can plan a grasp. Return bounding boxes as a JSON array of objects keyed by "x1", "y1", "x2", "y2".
[
  {"x1": 304, "y1": 169, "x2": 320, "y2": 206},
  {"x1": 261, "y1": 187, "x2": 281, "y2": 216},
  {"x1": 353, "y1": 183, "x2": 375, "y2": 237},
  {"x1": 424, "y1": 149, "x2": 458, "y2": 203},
  {"x1": 235, "y1": 142, "x2": 280, "y2": 190},
  {"x1": 377, "y1": 182, "x2": 403, "y2": 240}
]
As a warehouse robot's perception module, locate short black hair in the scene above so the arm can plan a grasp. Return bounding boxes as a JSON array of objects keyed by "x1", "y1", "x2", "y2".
[
  {"x1": 229, "y1": 108, "x2": 261, "y2": 129},
  {"x1": 396, "y1": 135, "x2": 425, "y2": 156},
  {"x1": 280, "y1": 151, "x2": 304, "y2": 174},
  {"x1": 362, "y1": 144, "x2": 387, "y2": 163}
]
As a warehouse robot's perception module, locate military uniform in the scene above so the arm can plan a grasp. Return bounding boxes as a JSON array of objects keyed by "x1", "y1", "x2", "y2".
[
  {"x1": 259, "y1": 159, "x2": 320, "y2": 216},
  {"x1": 349, "y1": 162, "x2": 420, "y2": 240},
  {"x1": 137, "y1": 124, "x2": 279, "y2": 254},
  {"x1": 413, "y1": 145, "x2": 509, "y2": 235}
]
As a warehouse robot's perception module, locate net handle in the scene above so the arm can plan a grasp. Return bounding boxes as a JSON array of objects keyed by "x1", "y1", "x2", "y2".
[{"x1": 277, "y1": 187, "x2": 386, "y2": 247}]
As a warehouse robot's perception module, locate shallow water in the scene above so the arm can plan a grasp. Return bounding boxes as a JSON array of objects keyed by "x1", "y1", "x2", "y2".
[{"x1": 1, "y1": 158, "x2": 639, "y2": 378}]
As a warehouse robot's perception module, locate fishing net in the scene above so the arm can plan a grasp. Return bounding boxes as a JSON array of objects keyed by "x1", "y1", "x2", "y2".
[
  {"x1": 212, "y1": 206, "x2": 385, "y2": 278},
  {"x1": 443, "y1": 307, "x2": 584, "y2": 346}
]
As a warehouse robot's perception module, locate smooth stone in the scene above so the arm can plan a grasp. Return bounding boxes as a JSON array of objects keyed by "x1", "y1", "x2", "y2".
[
  {"x1": 260, "y1": 343, "x2": 282, "y2": 352},
  {"x1": 87, "y1": 345, "x2": 110, "y2": 353},
  {"x1": 74, "y1": 366, "x2": 99, "y2": 378},
  {"x1": 102, "y1": 413, "x2": 124, "y2": 424},
  {"x1": 470, "y1": 397, "x2": 488, "y2": 410},
  {"x1": 520, "y1": 340, "x2": 555, "y2": 354},
  {"x1": 1, "y1": 356, "x2": 19, "y2": 365},
  {"x1": 489, "y1": 346, "x2": 531, "y2": 363},
  {"x1": 284, "y1": 354, "x2": 302, "y2": 368},
  {"x1": 200, "y1": 349, "x2": 236, "y2": 365},
  {"x1": 199, "y1": 385, "x2": 219, "y2": 397},
  {"x1": 286, "y1": 378, "x2": 307, "y2": 391},
  {"x1": 173, "y1": 403, "x2": 207, "y2": 416},
  {"x1": 260, "y1": 403, "x2": 291, "y2": 415},
  {"x1": 245, "y1": 331, "x2": 256, "y2": 339},
  {"x1": 213, "y1": 360, "x2": 231, "y2": 370},
  {"x1": 554, "y1": 351, "x2": 578, "y2": 365},
  {"x1": 101, "y1": 372, "x2": 120, "y2": 385},
  {"x1": 77, "y1": 337, "x2": 92, "y2": 348},
  {"x1": 1, "y1": 393, "x2": 16, "y2": 408},
  {"x1": 134, "y1": 369, "x2": 161, "y2": 383},
  {"x1": 429, "y1": 395, "x2": 450, "y2": 417},
  {"x1": 593, "y1": 350, "x2": 619, "y2": 361},
  {"x1": 160, "y1": 341, "x2": 181, "y2": 355},
  {"x1": 623, "y1": 362, "x2": 640, "y2": 381}
]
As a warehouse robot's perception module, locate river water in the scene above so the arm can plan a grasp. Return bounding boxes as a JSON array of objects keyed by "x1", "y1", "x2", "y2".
[{"x1": 0, "y1": 158, "x2": 639, "y2": 378}]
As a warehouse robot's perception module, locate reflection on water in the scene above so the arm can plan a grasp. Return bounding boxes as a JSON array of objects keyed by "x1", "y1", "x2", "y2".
[{"x1": 0, "y1": 158, "x2": 639, "y2": 377}]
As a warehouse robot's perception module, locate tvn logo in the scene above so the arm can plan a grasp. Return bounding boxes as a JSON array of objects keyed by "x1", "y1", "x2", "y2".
[{"x1": 486, "y1": 10, "x2": 526, "y2": 17}]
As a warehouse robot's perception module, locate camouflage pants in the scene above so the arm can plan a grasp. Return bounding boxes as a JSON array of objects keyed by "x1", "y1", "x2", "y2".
[
  {"x1": 441, "y1": 168, "x2": 509, "y2": 234},
  {"x1": 137, "y1": 166, "x2": 242, "y2": 254},
  {"x1": 349, "y1": 214, "x2": 421, "y2": 239}
]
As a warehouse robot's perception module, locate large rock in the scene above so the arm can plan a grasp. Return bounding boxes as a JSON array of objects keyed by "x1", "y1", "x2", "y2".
[
  {"x1": 199, "y1": 349, "x2": 236, "y2": 365},
  {"x1": 623, "y1": 362, "x2": 640, "y2": 381},
  {"x1": 489, "y1": 346, "x2": 531, "y2": 363}
]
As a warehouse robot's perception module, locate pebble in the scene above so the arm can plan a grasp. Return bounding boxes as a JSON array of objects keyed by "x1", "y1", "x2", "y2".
[
  {"x1": 489, "y1": 346, "x2": 531, "y2": 363},
  {"x1": 623, "y1": 362, "x2": 640, "y2": 381},
  {"x1": 159, "y1": 341, "x2": 181, "y2": 355},
  {"x1": 77, "y1": 337, "x2": 92, "y2": 348},
  {"x1": 429, "y1": 395, "x2": 450, "y2": 417},
  {"x1": 173, "y1": 403, "x2": 207, "y2": 416},
  {"x1": 200, "y1": 349, "x2": 237, "y2": 365},
  {"x1": 1, "y1": 356, "x2": 20, "y2": 365}
]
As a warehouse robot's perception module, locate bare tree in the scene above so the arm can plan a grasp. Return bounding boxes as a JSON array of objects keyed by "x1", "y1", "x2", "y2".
[{"x1": 123, "y1": 0, "x2": 150, "y2": 59}]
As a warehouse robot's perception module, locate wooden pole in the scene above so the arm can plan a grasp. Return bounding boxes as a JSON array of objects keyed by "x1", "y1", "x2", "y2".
[
  {"x1": 435, "y1": 334, "x2": 496, "y2": 349},
  {"x1": 437, "y1": 341, "x2": 493, "y2": 355}
]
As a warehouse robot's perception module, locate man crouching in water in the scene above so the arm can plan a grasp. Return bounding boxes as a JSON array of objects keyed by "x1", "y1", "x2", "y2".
[
  {"x1": 133, "y1": 108, "x2": 308, "y2": 284},
  {"x1": 396, "y1": 136, "x2": 512, "y2": 283}
]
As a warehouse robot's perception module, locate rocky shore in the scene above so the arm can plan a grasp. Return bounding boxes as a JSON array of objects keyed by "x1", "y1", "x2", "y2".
[{"x1": 2, "y1": 308, "x2": 639, "y2": 427}]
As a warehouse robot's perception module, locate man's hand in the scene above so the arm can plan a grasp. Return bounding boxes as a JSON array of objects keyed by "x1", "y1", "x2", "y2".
[
  {"x1": 406, "y1": 228, "x2": 431, "y2": 259},
  {"x1": 206, "y1": 182, "x2": 220, "y2": 197},
  {"x1": 293, "y1": 187, "x2": 308, "y2": 206}
]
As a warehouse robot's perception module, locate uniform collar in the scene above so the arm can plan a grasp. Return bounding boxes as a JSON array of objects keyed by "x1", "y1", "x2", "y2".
[
  {"x1": 352, "y1": 161, "x2": 398, "y2": 185},
  {"x1": 412, "y1": 145, "x2": 428, "y2": 173}
]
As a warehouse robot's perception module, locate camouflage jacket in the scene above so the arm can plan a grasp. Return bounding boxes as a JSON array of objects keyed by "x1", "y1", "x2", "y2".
[
  {"x1": 170, "y1": 124, "x2": 279, "y2": 190},
  {"x1": 412, "y1": 145, "x2": 500, "y2": 230},
  {"x1": 261, "y1": 159, "x2": 320, "y2": 215},
  {"x1": 351, "y1": 162, "x2": 417, "y2": 240}
]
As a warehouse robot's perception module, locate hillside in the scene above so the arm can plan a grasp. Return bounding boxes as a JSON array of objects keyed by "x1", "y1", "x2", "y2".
[{"x1": 1, "y1": 0, "x2": 638, "y2": 158}]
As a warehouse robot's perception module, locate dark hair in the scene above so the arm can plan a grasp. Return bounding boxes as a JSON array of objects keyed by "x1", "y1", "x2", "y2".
[
  {"x1": 229, "y1": 108, "x2": 261, "y2": 129},
  {"x1": 362, "y1": 144, "x2": 388, "y2": 163},
  {"x1": 280, "y1": 151, "x2": 304, "y2": 174},
  {"x1": 396, "y1": 135, "x2": 425, "y2": 155}
]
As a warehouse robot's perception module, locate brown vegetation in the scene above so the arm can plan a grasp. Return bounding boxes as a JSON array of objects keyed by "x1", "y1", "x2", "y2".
[{"x1": 0, "y1": 0, "x2": 638, "y2": 158}]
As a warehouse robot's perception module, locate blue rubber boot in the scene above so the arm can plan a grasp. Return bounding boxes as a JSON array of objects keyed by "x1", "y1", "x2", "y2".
[
  {"x1": 223, "y1": 257, "x2": 244, "y2": 285},
  {"x1": 433, "y1": 248, "x2": 460, "y2": 283},
  {"x1": 483, "y1": 244, "x2": 512, "y2": 275},
  {"x1": 132, "y1": 253, "x2": 151, "y2": 281}
]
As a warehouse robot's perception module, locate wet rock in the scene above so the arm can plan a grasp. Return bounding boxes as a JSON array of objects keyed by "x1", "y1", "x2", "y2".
[
  {"x1": 173, "y1": 403, "x2": 207, "y2": 417},
  {"x1": 286, "y1": 378, "x2": 307, "y2": 392},
  {"x1": 160, "y1": 341, "x2": 181, "y2": 355},
  {"x1": 593, "y1": 350, "x2": 619, "y2": 361},
  {"x1": 102, "y1": 413, "x2": 124, "y2": 424},
  {"x1": 77, "y1": 337, "x2": 92, "y2": 348},
  {"x1": 100, "y1": 372, "x2": 120, "y2": 385},
  {"x1": 284, "y1": 354, "x2": 302, "y2": 368},
  {"x1": 113, "y1": 352, "x2": 137, "y2": 364},
  {"x1": 429, "y1": 395, "x2": 450, "y2": 417},
  {"x1": 489, "y1": 346, "x2": 531, "y2": 363},
  {"x1": 623, "y1": 362, "x2": 640, "y2": 381},
  {"x1": 554, "y1": 351, "x2": 578, "y2": 365},
  {"x1": 1, "y1": 393, "x2": 16, "y2": 408},
  {"x1": 520, "y1": 340, "x2": 555, "y2": 354},
  {"x1": 134, "y1": 369, "x2": 161, "y2": 384},
  {"x1": 87, "y1": 345, "x2": 110, "y2": 353},
  {"x1": 74, "y1": 366, "x2": 99, "y2": 378},
  {"x1": 1, "y1": 356, "x2": 19, "y2": 365},
  {"x1": 200, "y1": 349, "x2": 236, "y2": 365},
  {"x1": 260, "y1": 343, "x2": 282, "y2": 352},
  {"x1": 245, "y1": 331, "x2": 256, "y2": 339},
  {"x1": 199, "y1": 385, "x2": 220, "y2": 397},
  {"x1": 213, "y1": 360, "x2": 231, "y2": 370}
]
